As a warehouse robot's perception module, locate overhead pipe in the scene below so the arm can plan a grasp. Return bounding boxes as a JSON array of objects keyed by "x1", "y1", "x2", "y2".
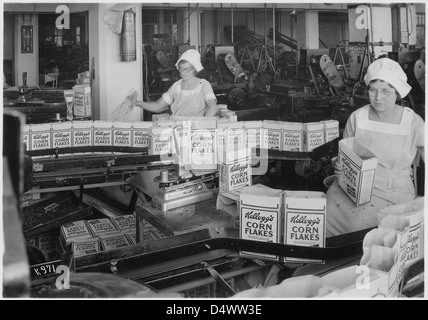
[
  {"x1": 231, "y1": 3, "x2": 234, "y2": 44},
  {"x1": 272, "y1": 3, "x2": 276, "y2": 69},
  {"x1": 187, "y1": 3, "x2": 191, "y2": 45},
  {"x1": 197, "y1": 3, "x2": 200, "y2": 52}
]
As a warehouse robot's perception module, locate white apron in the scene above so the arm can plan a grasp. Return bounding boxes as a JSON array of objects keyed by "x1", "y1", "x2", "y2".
[{"x1": 326, "y1": 106, "x2": 417, "y2": 237}]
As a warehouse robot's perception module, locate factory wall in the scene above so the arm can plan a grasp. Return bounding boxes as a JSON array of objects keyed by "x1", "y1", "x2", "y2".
[{"x1": 88, "y1": 3, "x2": 143, "y2": 121}]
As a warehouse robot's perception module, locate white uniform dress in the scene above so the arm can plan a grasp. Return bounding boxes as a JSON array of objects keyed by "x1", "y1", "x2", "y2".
[
  {"x1": 326, "y1": 105, "x2": 425, "y2": 237},
  {"x1": 162, "y1": 78, "x2": 217, "y2": 117}
]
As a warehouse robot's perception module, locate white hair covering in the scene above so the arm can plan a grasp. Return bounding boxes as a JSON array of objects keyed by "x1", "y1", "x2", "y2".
[
  {"x1": 364, "y1": 58, "x2": 412, "y2": 97},
  {"x1": 175, "y1": 49, "x2": 204, "y2": 72}
]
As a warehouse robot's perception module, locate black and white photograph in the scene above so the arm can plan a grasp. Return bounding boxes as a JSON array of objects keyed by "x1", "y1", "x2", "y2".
[{"x1": 1, "y1": 1, "x2": 425, "y2": 303}]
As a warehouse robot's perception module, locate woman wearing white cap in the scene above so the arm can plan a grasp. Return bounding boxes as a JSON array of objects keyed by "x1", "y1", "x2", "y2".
[
  {"x1": 136, "y1": 49, "x2": 218, "y2": 117},
  {"x1": 326, "y1": 57, "x2": 425, "y2": 236}
]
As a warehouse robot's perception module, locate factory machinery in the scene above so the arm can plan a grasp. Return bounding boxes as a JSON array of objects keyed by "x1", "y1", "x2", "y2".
[
  {"x1": 3, "y1": 107, "x2": 424, "y2": 298},
  {"x1": 3, "y1": 31, "x2": 425, "y2": 300}
]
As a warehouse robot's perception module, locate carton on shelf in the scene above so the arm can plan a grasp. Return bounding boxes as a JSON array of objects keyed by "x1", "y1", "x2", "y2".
[
  {"x1": 219, "y1": 146, "x2": 252, "y2": 200},
  {"x1": 263, "y1": 120, "x2": 282, "y2": 151},
  {"x1": 30, "y1": 123, "x2": 52, "y2": 151},
  {"x1": 303, "y1": 122, "x2": 325, "y2": 152},
  {"x1": 72, "y1": 237, "x2": 101, "y2": 257},
  {"x1": 111, "y1": 214, "x2": 136, "y2": 233},
  {"x1": 93, "y1": 121, "x2": 113, "y2": 147},
  {"x1": 86, "y1": 218, "x2": 120, "y2": 237},
  {"x1": 60, "y1": 220, "x2": 93, "y2": 248},
  {"x1": 338, "y1": 137, "x2": 378, "y2": 206},
  {"x1": 99, "y1": 233, "x2": 132, "y2": 251},
  {"x1": 283, "y1": 190, "x2": 326, "y2": 264},
  {"x1": 190, "y1": 119, "x2": 218, "y2": 170},
  {"x1": 321, "y1": 119, "x2": 340, "y2": 143},
  {"x1": 73, "y1": 84, "x2": 91, "y2": 118},
  {"x1": 282, "y1": 122, "x2": 304, "y2": 152},
  {"x1": 132, "y1": 121, "x2": 152, "y2": 148},
  {"x1": 112, "y1": 121, "x2": 132, "y2": 148},
  {"x1": 239, "y1": 184, "x2": 283, "y2": 261},
  {"x1": 51, "y1": 122, "x2": 72, "y2": 156},
  {"x1": 148, "y1": 126, "x2": 174, "y2": 155},
  {"x1": 244, "y1": 121, "x2": 268, "y2": 150}
]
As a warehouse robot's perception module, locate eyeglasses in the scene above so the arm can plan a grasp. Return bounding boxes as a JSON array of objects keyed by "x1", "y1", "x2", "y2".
[
  {"x1": 177, "y1": 66, "x2": 194, "y2": 73},
  {"x1": 368, "y1": 88, "x2": 394, "y2": 99}
]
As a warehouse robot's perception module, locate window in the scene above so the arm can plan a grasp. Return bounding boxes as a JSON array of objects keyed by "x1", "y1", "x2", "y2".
[{"x1": 38, "y1": 11, "x2": 89, "y2": 87}]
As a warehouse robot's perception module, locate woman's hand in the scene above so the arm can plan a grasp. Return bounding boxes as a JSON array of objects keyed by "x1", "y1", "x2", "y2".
[{"x1": 332, "y1": 156, "x2": 342, "y2": 176}]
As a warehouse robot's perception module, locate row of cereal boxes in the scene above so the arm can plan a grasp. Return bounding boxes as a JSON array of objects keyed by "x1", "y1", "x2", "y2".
[
  {"x1": 40, "y1": 214, "x2": 165, "y2": 258},
  {"x1": 23, "y1": 118, "x2": 339, "y2": 154}
]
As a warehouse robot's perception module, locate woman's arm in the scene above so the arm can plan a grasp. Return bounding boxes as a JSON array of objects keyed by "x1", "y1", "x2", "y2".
[
  {"x1": 135, "y1": 97, "x2": 170, "y2": 114},
  {"x1": 205, "y1": 99, "x2": 218, "y2": 117}
]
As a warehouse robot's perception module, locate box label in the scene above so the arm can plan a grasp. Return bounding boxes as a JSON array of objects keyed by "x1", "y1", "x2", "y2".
[
  {"x1": 133, "y1": 129, "x2": 149, "y2": 147},
  {"x1": 53, "y1": 131, "x2": 72, "y2": 148},
  {"x1": 93, "y1": 129, "x2": 112, "y2": 146},
  {"x1": 113, "y1": 130, "x2": 131, "y2": 147},
  {"x1": 31, "y1": 132, "x2": 51, "y2": 150},
  {"x1": 191, "y1": 130, "x2": 216, "y2": 166},
  {"x1": 283, "y1": 131, "x2": 303, "y2": 151},
  {"x1": 73, "y1": 129, "x2": 92, "y2": 147},
  {"x1": 267, "y1": 130, "x2": 281, "y2": 150},
  {"x1": 240, "y1": 206, "x2": 279, "y2": 260}
]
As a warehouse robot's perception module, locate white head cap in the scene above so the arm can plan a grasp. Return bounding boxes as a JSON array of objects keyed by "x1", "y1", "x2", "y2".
[
  {"x1": 364, "y1": 58, "x2": 412, "y2": 98},
  {"x1": 175, "y1": 49, "x2": 203, "y2": 72}
]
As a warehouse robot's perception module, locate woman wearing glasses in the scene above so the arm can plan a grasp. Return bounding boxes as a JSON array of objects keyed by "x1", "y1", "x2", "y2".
[
  {"x1": 136, "y1": 49, "x2": 218, "y2": 117},
  {"x1": 326, "y1": 57, "x2": 425, "y2": 236}
]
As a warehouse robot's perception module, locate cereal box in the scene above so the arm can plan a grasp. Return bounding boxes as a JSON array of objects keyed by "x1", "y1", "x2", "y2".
[
  {"x1": 100, "y1": 233, "x2": 131, "y2": 251},
  {"x1": 23, "y1": 124, "x2": 31, "y2": 151},
  {"x1": 283, "y1": 190, "x2": 326, "y2": 264},
  {"x1": 86, "y1": 218, "x2": 119, "y2": 237},
  {"x1": 60, "y1": 220, "x2": 93, "y2": 247},
  {"x1": 338, "y1": 137, "x2": 378, "y2": 206},
  {"x1": 321, "y1": 119, "x2": 339, "y2": 143},
  {"x1": 73, "y1": 84, "x2": 91, "y2": 117},
  {"x1": 72, "y1": 237, "x2": 101, "y2": 257},
  {"x1": 219, "y1": 146, "x2": 252, "y2": 198},
  {"x1": 282, "y1": 122, "x2": 304, "y2": 152},
  {"x1": 190, "y1": 119, "x2": 217, "y2": 170},
  {"x1": 30, "y1": 123, "x2": 52, "y2": 151},
  {"x1": 263, "y1": 120, "x2": 282, "y2": 150},
  {"x1": 111, "y1": 214, "x2": 136, "y2": 232},
  {"x1": 244, "y1": 121, "x2": 268, "y2": 150},
  {"x1": 93, "y1": 120, "x2": 113, "y2": 147},
  {"x1": 148, "y1": 126, "x2": 174, "y2": 155},
  {"x1": 132, "y1": 121, "x2": 152, "y2": 148},
  {"x1": 72, "y1": 120, "x2": 93, "y2": 148},
  {"x1": 51, "y1": 122, "x2": 72, "y2": 149},
  {"x1": 303, "y1": 122, "x2": 325, "y2": 152},
  {"x1": 112, "y1": 121, "x2": 132, "y2": 147},
  {"x1": 239, "y1": 184, "x2": 283, "y2": 261}
]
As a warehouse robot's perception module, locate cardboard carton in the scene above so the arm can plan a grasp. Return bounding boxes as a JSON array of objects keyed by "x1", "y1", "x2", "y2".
[
  {"x1": 132, "y1": 121, "x2": 152, "y2": 148},
  {"x1": 239, "y1": 184, "x2": 283, "y2": 261},
  {"x1": 263, "y1": 120, "x2": 282, "y2": 150},
  {"x1": 338, "y1": 137, "x2": 378, "y2": 206},
  {"x1": 303, "y1": 122, "x2": 324, "y2": 152},
  {"x1": 283, "y1": 190, "x2": 326, "y2": 263},
  {"x1": 282, "y1": 122, "x2": 304, "y2": 152}
]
